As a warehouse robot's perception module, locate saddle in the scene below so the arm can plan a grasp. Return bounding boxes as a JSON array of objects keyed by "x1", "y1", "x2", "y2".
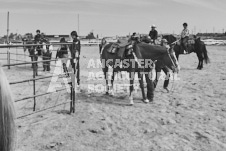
[
  {"x1": 176, "y1": 37, "x2": 196, "y2": 54},
  {"x1": 107, "y1": 39, "x2": 133, "y2": 58}
]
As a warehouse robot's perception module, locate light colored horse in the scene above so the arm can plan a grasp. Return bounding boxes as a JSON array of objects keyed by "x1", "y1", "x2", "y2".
[{"x1": 0, "y1": 62, "x2": 16, "y2": 151}]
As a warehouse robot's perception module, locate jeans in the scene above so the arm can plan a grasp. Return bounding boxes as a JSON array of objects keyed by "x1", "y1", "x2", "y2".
[{"x1": 181, "y1": 36, "x2": 189, "y2": 52}]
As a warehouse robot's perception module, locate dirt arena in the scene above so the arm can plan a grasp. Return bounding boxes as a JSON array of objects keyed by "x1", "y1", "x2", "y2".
[{"x1": 1, "y1": 45, "x2": 226, "y2": 151}]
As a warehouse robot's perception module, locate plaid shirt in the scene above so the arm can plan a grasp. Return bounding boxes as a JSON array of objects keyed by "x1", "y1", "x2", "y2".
[{"x1": 181, "y1": 28, "x2": 189, "y2": 38}]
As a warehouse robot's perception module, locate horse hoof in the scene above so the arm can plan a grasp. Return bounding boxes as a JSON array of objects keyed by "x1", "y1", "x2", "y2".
[
  {"x1": 110, "y1": 92, "x2": 114, "y2": 96},
  {"x1": 129, "y1": 101, "x2": 134, "y2": 105},
  {"x1": 144, "y1": 99, "x2": 149, "y2": 103},
  {"x1": 105, "y1": 92, "x2": 109, "y2": 95}
]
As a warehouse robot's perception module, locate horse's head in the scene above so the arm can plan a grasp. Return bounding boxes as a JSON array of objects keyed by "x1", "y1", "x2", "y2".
[
  {"x1": 101, "y1": 38, "x2": 107, "y2": 45},
  {"x1": 194, "y1": 37, "x2": 201, "y2": 48},
  {"x1": 99, "y1": 38, "x2": 107, "y2": 54},
  {"x1": 162, "y1": 35, "x2": 177, "y2": 44},
  {"x1": 162, "y1": 47, "x2": 180, "y2": 73}
]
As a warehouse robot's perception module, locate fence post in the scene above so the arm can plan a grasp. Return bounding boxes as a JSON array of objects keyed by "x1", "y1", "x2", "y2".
[
  {"x1": 73, "y1": 87, "x2": 75, "y2": 113},
  {"x1": 33, "y1": 62, "x2": 36, "y2": 111},
  {"x1": 7, "y1": 49, "x2": 10, "y2": 69},
  {"x1": 70, "y1": 82, "x2": 73, "y2": 113}
]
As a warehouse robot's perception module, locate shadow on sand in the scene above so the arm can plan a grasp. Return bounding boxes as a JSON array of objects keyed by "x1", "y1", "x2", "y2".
[{"x1": 76, "y1": 90, "x2": 145, "y2": 107}]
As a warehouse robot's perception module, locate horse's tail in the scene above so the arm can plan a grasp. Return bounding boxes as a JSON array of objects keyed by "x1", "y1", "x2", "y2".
[
  {"x1": 0, "y1": 63, "x2": 16, "y2": 151},
  {"x1": 203, "y1": 44, "x2": 210, "y2": 64}
]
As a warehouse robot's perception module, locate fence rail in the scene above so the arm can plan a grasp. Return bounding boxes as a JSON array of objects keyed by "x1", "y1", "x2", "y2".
[
  {"x1": 0, "y1": 42, "x2": 77, "y2": 118},
  {"x1": 0, "y1": 42, "x2": 72, "y2": 48}
]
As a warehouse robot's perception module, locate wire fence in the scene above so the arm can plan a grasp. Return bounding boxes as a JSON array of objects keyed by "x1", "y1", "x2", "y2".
[{"x1": 0, "y1": 43, "x2": 78, "y2": 119}]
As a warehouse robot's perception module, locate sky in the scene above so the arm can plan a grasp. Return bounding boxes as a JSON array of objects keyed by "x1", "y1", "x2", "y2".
[{"x1": 0, "y1": 0, "x2": 226, "y2": 37}]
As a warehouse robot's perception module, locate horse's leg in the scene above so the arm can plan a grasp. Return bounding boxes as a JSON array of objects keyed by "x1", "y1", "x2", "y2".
[
  {"x1": 196, "y1": 52, "x2": 200, "y2": 69},
  {"x1": 176, "y1": 53, "x2": 179, "y2": 61},
  {"x1": 200, "y1": 53, "x2": 204, "y2": 69},
  {"x1": 196, "y1": 52, "x2": 202, "y2": 70},
  {"x1": 154, "y1": 67, "x2": 161, "y2": 88},
  {"x1": 145, "y1": 73, "x2": 154, "y2": 102},
  {"x1": 201, "y1": 60, "x2": 204, "y2": 69},
  {"x1": 110, "y1": 70, "x2": 115, "y2": 96},
  {"x1": 138, "y1": 71, "x2": 149, "y2": 103},
  {"x1": 103, "y1": 67, "x2": 109, "y2": 95},
  {"x1": 129, "y1": 72, "x2": 135, "y2": 105}
]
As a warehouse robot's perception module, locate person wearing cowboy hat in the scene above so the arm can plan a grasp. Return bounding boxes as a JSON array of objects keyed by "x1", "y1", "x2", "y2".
[
  {"x1": 181, "y1": 22, "x2": 189, "y2": 54},
  {"x1": 149, "y1": 24, "x2": 158, "y2": 45}
]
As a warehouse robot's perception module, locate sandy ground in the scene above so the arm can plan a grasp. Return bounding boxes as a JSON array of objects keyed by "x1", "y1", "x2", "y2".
[{"x1": 1, "y1": 45, "x2": 226, "y2": 151}]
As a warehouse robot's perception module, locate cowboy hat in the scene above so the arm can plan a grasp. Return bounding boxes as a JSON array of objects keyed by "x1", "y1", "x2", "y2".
[{"x1": 150, "y1": 24, "x2": 157, "y2": 28}]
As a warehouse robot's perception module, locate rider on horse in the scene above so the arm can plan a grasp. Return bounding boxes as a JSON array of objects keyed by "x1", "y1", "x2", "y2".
[
  {"x1": 149, "y1": 24, "x2": 158, "y2": 45},
  {"x1": 34, "y1": 29, "x2": 41, "y2": 42},
  {"x1": 181, "y1": 22, "x2": 190, "y2": 54},
  {"x1": 34, "y1": 30, "x2": 43, "y2": 56}
]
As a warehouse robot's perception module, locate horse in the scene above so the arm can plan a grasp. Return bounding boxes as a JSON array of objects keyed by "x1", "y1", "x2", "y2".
[
  {"x1": 100, "y1": 39, "x2": 179, "y2": 105},
  {"x1": 163, "y1": 35, "x2": 210, "y2": 70},
  {"x1": 0, "y1": 63, "x2": 16, "y2": 151},
  {"x1": 140, "y1": 36, "x2": 176, "y2": 92}
]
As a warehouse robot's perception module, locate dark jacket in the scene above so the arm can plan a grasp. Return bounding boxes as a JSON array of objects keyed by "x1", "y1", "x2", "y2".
[
  {"x1": 56, "y1": 45, "x2": 68, "y2": 58},
  {"x1": 34, "y1": 34, "x2": 41, "y2": 42},
  {"x1": 149, "y1": 30, "x2": 158, "y2": 40},
  {"x1": 70, "y1": 38, "x2": 81, "y2": 56}
]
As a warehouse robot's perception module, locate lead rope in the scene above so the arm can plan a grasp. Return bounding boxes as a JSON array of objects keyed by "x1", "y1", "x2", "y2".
[{"x1": 132, "y1": 52, "x2": 142, "y2": 68}]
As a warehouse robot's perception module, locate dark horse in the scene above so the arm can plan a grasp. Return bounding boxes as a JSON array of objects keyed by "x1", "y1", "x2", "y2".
[
  {"x1": 140, "y1": 36, "x2": 179, "y2": 92},
  {"x1": 100, "y1": 38, "x2": 179, "y2": 105},
  {"x1": 163, "y1": 35, "x2": 210, "y2": 70}
]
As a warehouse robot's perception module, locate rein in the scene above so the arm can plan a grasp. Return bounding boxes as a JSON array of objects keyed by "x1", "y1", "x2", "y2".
[{"x1": 169, "y1": 39, "x2": 180, "y2": 45}]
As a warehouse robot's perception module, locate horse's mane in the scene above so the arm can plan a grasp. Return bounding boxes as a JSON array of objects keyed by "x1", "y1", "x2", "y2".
[
  {"x1": 162, "y1": 35, "x2": 177, "y2": 44},
  {"x1": 0, "y1": 63, "x2": 16, "y2": 151}
]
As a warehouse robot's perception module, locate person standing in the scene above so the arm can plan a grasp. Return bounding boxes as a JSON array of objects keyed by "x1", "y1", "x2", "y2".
[
  {"x1": 149, "y1": 24, "x2": 158, "y2": 44},
  {"x1": 181, "y1": 22, "x2": 189, "y2": 54},
  {"x1": 153, "y1": 38, "x2": 170, "y2": 92},
  {"x1": 42, "y1": 42, "x2": 52, "y2": 72},
  {"x1": 70, "y1": 31, "x2": 81, "y2": 91},
  {"x1": 56, "y1": 37, "x2": 70, "y2": 76}
]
